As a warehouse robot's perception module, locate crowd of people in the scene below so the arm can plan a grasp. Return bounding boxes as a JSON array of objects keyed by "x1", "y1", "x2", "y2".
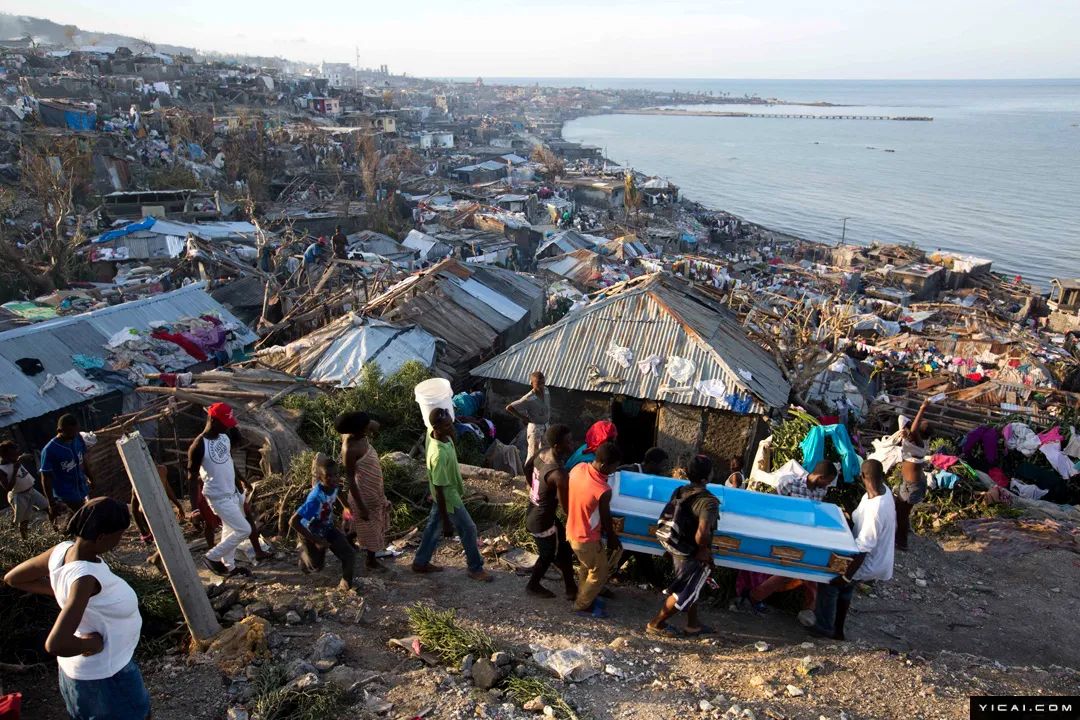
[{"x1": 1, "y1": 369, "x2": 908, "y2": 720}]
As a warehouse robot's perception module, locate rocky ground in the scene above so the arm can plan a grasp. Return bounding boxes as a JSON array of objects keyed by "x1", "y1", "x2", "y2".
[{"x1": 9, "y1": 474, "x2": 1080, "y2": 720}]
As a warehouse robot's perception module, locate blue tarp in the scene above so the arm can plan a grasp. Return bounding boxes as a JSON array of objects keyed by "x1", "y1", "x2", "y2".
[{"x1": 92, "y1": 217, "x2": 156, "y2": 244}]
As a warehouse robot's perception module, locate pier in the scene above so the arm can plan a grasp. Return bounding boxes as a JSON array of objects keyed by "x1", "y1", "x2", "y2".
[{"x1": 618, "y1": 109, "x2": 933, "y2": 121}]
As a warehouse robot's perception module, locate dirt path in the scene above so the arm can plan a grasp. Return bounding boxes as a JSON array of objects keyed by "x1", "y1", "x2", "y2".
[{"x1": 11, "y1": 522, "x2": 1080, "y2": 720}]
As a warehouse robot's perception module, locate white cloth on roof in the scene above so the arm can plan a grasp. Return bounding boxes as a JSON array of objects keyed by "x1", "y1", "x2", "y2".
[
  {"x1": 694, "y1": 378, "x2": 728, "y2": 400},
  {"x1": 1004, "y1": 422, "x2": 1041, "y2": 457},
  {"x1": 606, "y1": 342, "x2": 633, "y2": 370},
  {"x1": 636, "y1": 354, "x2": 662, "y2": 377},
  {"x1": 56, "y1": 369, "x2": 99, "y2": 396},
  {"x1": 1039, "y1": 441, "x2": 1077, "y2": 479},
  {"x1": 108, "y1": 327, "x2": 141, "y2": 348},
  {"x1": 666, "y1": 356, "x2": 695, "y2": 384}
]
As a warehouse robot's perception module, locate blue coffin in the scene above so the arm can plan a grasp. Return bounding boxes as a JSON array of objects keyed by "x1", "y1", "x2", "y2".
[{"x1": 609, "y1": 472, "x2": 859, "y2": 582}]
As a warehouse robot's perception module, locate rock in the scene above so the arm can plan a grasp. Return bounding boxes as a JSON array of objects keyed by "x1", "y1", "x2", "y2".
[
  {"x1": 1050, "y1": 587, "x2": 1061, "y2": 593},
  {"x1": 797, "y1": 610, "x2": 817, "y2": 628},
  {"x1": 727, "y1": 705, "x2": 744, "y2": 717},
  {"x1": 310, "y1": 633, "x2": 346, "y2": 663},
  {"x1": 314, "y1": 658, "x2": 338, "y2": 672},
  {"x1": 523, "y1": 696, "x2": 545, "y2": 712},
  {"x1": 286, "y1": 659, "x2": 318, "y2": 680},
  {"x1": 285, "y1": 672, "x2": 321, "y2": 691},
  {"x1": 226, "y1": 709, "x2": 249, "y2": 720},
  {"x1": 711, "y1": 695, "x2": 728, "y2": 706},
  {"x1": 749, "y1": 675, "x2": 767, "y2": 687},
  {"x1": 915, "y1": 579, "x2": 928, "y2": 588},
  {"x1": 266, "y1": 630, "x2": 285, "y2": 650},
  {"x1": 212, "y1": 587, "x2": 242, "y2": 612},
  {"x1": 604, "y1": 664, "x2": 625, "y2": 679},
  {"x1": 699, "y1": 699, "x2": 715, "y2": 711},
  {"x1": 543, "y1": 707, "x2": 555, "y2": 717},
  {"x1": 754, "y1": 641, "x2": 770, "y2": 652},
  {"x1": 284, "y1": 610, "x2": 302, "y2": 625},
  {"x1": 799, "y1": 642, "x2": 815, "y2": 650},
  {"x1": 363, "y1": 691, "x2": 393, "y2": 715},
  {"x1": 471, "y1": 658, "x2": 504, "y2": 690},
  {"x1": 742, "y1": 710, "x2": 756, "y2": 720},
  {"x1": 492, "y1": 651, "x2": 511, "y2": 667},
  {"x1": 461, "y1": 654, "x2": 475, "y2": 676},
  {"x1": 245, "y1": 601, "x2": 271, "y2": 619},
  {"x1": 609, "y1": 636, "x2": 632, "y2": 650},
  {"x1": 223, "y1": 607, "x2": 247, "y2": 623},
  {"x1": 355, "y1": 576, "x2": 388, "y2": 593},
  {"x1": 785, "y1": 685, "x2": 804, "y2": 697},
  {"x1": 796, "y1": 657, "x2": 822, "y2": 677},
  {"x1": 325, "y1": 665, "x2": 366, "y2": 691}
]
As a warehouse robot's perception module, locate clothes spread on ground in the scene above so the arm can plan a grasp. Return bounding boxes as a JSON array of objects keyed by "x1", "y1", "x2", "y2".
[
  {"x1": 962, "y1": 425, "x2": 1001, "y2": 464},
  {"x1": 1009, "y1": 478, "x2": 1049, "y2": 500},
  {"x1": 296, "y1": 483, "x2": 339, "y2": 538},
  {"x1": 1039, "y1": 441, "x2": 1077, "y2": 480},
  {"x1": 1003, "y1": 422, "x2": 1041, "y2": 456},
  {"x1": 1063, "y1": 427, "x2": 1080, "y2": 459},
  {"x1": 800, "y1": 424, "x2": 861, "y2": 484}
]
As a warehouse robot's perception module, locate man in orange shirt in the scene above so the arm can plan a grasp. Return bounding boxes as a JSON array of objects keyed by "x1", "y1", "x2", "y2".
[{"x1": 567, "y1": 442, "x2": 622, "y2": 617}]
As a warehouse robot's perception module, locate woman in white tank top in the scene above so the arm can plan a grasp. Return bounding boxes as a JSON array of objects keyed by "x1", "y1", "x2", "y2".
[{"x1": 4, "y1": 497, "x2": 149, "y2": 720}]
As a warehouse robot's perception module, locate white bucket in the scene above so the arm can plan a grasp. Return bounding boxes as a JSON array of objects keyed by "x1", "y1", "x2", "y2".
[{"x1": 414, "y1": 378, "x2": 455, "y2": 429}]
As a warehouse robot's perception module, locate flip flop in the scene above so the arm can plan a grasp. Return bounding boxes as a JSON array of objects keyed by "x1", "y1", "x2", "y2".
[
  {"x1": 683, "y1": 623, "x2": 716, "y2": 637},
  {"x1": 645, "y1": 624, "x2": 684, "y2": 638}
]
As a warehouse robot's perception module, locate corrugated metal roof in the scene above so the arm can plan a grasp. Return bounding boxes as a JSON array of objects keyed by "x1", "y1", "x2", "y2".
[
  {"x1": 0, "y1": 284, "x2": 258, "y2": 428},
  {"x1": 472, "y1": 274, "x2": 790, "y2": 413}
]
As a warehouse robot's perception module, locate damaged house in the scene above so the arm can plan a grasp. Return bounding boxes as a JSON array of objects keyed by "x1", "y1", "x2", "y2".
[{"x1": 472, "y1": 273, "x2": 791, "y2": 470}]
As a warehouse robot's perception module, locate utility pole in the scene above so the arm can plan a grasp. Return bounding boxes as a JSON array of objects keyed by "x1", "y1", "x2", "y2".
[
  {"x1": 840, "y1": 216, "x2": 851, "y2": 246},
  {"x1": 355, "y1": 46, "x2": 359, "y2": 90}
]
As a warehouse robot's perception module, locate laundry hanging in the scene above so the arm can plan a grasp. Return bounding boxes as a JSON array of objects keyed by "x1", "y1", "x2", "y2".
[
  {"x1": 666, "y1": 356, "x2": 695, "y2": 384},
  {"x1": 606, "y1": 342, "x2": 633, "y2": 370}
]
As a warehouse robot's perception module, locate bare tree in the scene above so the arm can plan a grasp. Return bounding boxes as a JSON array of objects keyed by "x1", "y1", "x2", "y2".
[{"x1": 530, "y1": 145, "x2": 564, "y2": 183}]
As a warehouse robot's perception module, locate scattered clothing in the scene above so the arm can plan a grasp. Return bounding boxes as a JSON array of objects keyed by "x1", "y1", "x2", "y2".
[
  {"x1": 961, "y1": 425, "x2": 1001, "y2": 464},
  {"x1": 1003, "y1": 422, "x2": 1040, "y2": 457},
  {"x1": 800, "y1": 424, "x2": 861, "y2": 484},
  {"x1": 1009, "y1": 479, "x2": 1049, "y2": 500},
  {"x1": 1039, "y1": 441, "x2": 1077, "y2": 480}
]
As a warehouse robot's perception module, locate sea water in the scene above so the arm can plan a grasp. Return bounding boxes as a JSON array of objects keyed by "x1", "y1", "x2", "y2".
[{"x1": 547, "y1": 79, "x2": 1080, "y2": 288}]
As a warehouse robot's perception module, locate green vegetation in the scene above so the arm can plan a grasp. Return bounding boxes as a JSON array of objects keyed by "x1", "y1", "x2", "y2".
[
  {"x1": 405, "y1": 603, "x2": 495, "y2": 664},
  {"x1": 250, "y1": 663, "x2": 348, "y2": 720},
  {"x1": 282, "y1": 361, "x2": 433, "y2": 459}
]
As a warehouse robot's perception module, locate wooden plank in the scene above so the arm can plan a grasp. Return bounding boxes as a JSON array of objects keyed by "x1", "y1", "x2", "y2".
[{"x1": 116, "y1": 432, "x2": 221, "y2": 642}]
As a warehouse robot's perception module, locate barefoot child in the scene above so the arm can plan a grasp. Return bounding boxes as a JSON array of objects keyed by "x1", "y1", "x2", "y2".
[{"x1": 290, "y1": 453, "x2": 356, "y2": 591}]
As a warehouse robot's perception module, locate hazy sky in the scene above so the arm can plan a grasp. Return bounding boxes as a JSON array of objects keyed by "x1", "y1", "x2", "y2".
[{"x1": 8, "y1": 0, "x2": 1080, "y2": 79}]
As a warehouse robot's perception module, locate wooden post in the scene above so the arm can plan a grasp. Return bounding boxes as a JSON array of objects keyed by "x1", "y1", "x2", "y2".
[{"x1": 116, "y1": 432, "x2": 221, "y2": 642}]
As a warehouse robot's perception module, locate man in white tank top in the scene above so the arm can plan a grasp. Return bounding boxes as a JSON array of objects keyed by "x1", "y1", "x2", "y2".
[{"x1": 188, "y1": 403, "x2": 252, "y2": 576}]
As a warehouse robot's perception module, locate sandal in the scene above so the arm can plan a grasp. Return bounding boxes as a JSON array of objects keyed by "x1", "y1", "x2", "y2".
[{"x1": 645, "y1": 623, "x2": 684, "y2": 638}]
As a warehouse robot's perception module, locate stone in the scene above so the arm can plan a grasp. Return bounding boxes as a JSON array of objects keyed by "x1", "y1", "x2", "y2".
[
  {"x1": 915, "y1": 579, "x2": 928, "y2": 588},
  {"x1": 310, "y1": 633, "x2": 346, "y2": 663},
  {"x1": 223, "y1": 607, "x2": 247, "y2": 623},
  {"x1": 749, "y1": 675, "x2": 766, "y2": 687},
  {"x1": 355, "y1": 576, "x2": 388, "y2": 593},
  {"x1": 285, "y1": 672, "x2": 321, "y2": 691},
  {"x1": 699, "y1": 699, "x2": 715, "y2": 711},
  {"x1": 796, "y1": 657, "x2": 822, "y2": 677},
  {"x1": 286, "y1": 659, "x2": 318, "y2": 680},
  {"x1": 461, "y1": 654, "x2": 475, "y2": 676},
  {"x1": 492, "y1": 651, "x2": 512, "y2": 667},
  {"x1": 799, "y1": 642, "x2": 815, "y2": 650},
  {"x1": 543, "y1": 707, "x2": 555, "y2": 717},
  {"x1": 742, "y1": 710, "x2": 756, "y2": 720},
  {"x1": 226, "y1": 709, "x2": 250, "y2": 720},
  {"x1": 212, "y1": 587, "x2": 242, "y2": 612},
  {"x1": 609, "y1": 636, "x2": 632, "y2": 650},
  {"x1": 266, "y1": 630, "x2": 285, "y2": 650},
  {"x1": 314, "y1": 658, "x2": 338, "y2": 672},
  {"x1": 711, "y1": 695, "x2": 727, "y2": 706},
  {"x1": 363, "y1": 691, "x2": 393, "y2": 715},
  {"x1": 523, "y1": 696, "x2": 545, "y2": 712},
  {"x1": 785, "y1": 685, "x2": 804, "y2": 697},
  {"x1": 604, "y1": 664, "x2": 626, "y2": 679},
  {"x1": 754, "y1": 641, "x2": 770, "y2": 652},
  {"x1": 325, "y1": 665, "x2": 367, "y2": 691},
  {"x1": 284, "y1": 610, "x2": 302, "y2": 625},
  {"x1": 245, "y1": 601, "x2": 271, "y2": 619},
  {"x1": 471, "y1": 658, "x2": 504, "y2": 690},
  {"x1": 727, "y1": 705, "x2": 744, "y2": 716}
]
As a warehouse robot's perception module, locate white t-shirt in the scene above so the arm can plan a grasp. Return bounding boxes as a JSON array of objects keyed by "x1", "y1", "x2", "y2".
[
  {"x1": 48, "y1": 541, "x2": 142, "y2": 680},
  {"x1": 851, "y1": 487, "x2": 896, "y2": 582},
  {"x1": 199, "y1": 434, "x2": 236, "y2": 499},
  {"x1": 0, "y1": 462, "x2": 36, "y2": 493}
]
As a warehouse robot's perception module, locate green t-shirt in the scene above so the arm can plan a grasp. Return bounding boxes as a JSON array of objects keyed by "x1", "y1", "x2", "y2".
[{"x1": 426, "y1": 434, "x2": 465, "y2": 511}]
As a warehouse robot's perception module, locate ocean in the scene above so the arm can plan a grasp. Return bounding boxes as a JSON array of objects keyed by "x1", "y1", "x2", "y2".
[{"x1": 544, "y1": 79, "x2": 1080, "y2": 289}]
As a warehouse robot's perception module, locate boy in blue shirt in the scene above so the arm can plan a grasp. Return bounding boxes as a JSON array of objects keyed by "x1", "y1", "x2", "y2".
[
  {"x1": 40, "y1": 414, "x2": 93, "y2": 515},
  {"x1": 290, "y1": 452, "x2": 356, "y2": 591}
]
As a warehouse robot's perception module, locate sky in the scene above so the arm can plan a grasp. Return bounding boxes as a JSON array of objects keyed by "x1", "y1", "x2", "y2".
[{"x1": 7, "y1": 0, "x2": 1080, "y2": 79}]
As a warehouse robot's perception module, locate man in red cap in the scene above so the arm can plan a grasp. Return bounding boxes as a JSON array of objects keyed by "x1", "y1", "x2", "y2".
[{"x1": 188, "y1": 403, "x2": 255, "y2": 576}]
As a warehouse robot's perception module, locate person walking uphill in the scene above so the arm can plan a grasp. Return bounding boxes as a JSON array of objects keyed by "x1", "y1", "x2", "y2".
[
  {"x1": 506, "y1": 371, "x2": 551, "y2": 461},
  {"x1": 41, "y1": 414, "x2": 94, "y2": 516},
  {"x1": 567, "y1": 442, "x2": 622, "y2": 618},
  {"x1": 290, "y1": 453, "x2": 356, "y2": 591},
  {"x1": 523, "y1": 424, "x2": 578, "y2": 599},
  {"x1": 412, "y1": 408, "x2": 493, "y2": 582},
  {"x1": 647, "y1": 455, "x2": 719, "y2": 637},
  {"x1": 337, "y1": 411, "x2": 391, "y2": 571},
  {"x1": 4, "y1": 498, "x2": 150, "y2": 720},
  {"x1": 810, "y1": 459, "x2": 896, "y2": 641},
  {"x1": 189, "y1": 403, "x2": 252, "y2": 577}
]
